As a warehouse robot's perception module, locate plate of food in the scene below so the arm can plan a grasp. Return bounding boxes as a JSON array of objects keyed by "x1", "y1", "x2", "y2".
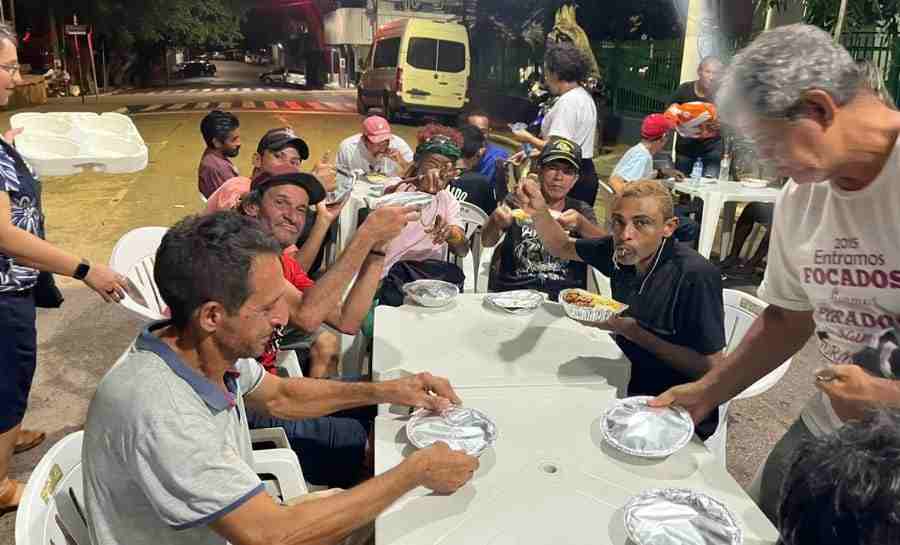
[
  {"x1": 740, "y1": 178, "x2": 769, "y2": 189},
  {"x1": 558, "y1": 288, "x2": 628, "y2": 322}
]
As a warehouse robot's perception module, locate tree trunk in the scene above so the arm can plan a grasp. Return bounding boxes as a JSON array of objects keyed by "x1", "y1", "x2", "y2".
[{"x1": 833, "y1": 0, "x2": 848, "y2": 41}]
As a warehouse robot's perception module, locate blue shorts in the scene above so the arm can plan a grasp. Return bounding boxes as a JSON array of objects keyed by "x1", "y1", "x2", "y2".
[{"x1": 0, "y1": 290, "x2": 38, "y2": 433}]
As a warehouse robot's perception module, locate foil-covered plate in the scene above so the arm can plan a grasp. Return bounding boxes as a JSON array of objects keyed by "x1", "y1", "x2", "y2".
[
  {"x1": 601, "y1": 396, "x2": 694, "y2": 458},
  {"x1": 484, "y1": 290, "x2": 544, "y2": 315},
  {"x1": 372, "y1": 191, "x2": 434, "y2": 210},
  {"x1": 558, "y1": 288, "x2": 628, "y2": 323},
  {"x1": 406, "y1": 406, "x2": 498, "y2": 457},
  {"x1": 624, "y1": 488, "x2": 743, "y2": 545},
  {"x1": 402, "y1": 279, "x2": 459, "y2": 308}
]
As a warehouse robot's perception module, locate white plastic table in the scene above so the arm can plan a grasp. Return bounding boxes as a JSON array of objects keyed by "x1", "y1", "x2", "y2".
[
  {"x1": 373, "y1": 294, "x2": 631, "y2": 395},
  {"x1": 375, "y1": 384, "x2": 779, "y2": 545},
  {"x1": 668, "y1": 180, "x2": 781, "y2": 259}
]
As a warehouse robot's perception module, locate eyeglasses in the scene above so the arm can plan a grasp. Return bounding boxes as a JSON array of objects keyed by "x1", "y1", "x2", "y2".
[
  {"x1": 0, "y1": 62, "x2": 20, "y2": 77},
  {"x1": 272, "y1": 149, "x2": 302, "y2": 167}
]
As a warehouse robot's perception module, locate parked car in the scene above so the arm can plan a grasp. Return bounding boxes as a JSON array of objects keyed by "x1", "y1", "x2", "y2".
[
  {"x1": 357, "y1": 18, "x2": 470, "y2": 121},
  {"x1": 260, "y1": 69, "x2": 306, "y2": 87},
  {"x1": 176, "y1": 61, "x2": 217, "y2": 78}
]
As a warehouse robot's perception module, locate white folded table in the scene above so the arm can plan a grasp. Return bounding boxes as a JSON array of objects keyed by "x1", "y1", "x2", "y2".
[
  {"x1": 375, "y1": 384, "x2": 778, "y2": 545},
  {"x1": 668, "y1": 179, "x2": 781, "y2": 259},
  {"x1": 373, "y1": 294, "x2": 631, "y2": 395}
]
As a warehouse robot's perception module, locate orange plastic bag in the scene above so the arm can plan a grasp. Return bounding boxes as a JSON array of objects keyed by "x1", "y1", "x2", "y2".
[{"x1": 664, "y1": 101, "x2": 719, "y2": 139}]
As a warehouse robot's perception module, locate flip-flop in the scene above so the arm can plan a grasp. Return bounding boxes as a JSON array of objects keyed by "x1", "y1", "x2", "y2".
[
  {"x1": 0, "y1": 479, "x2": 23, "y2": 516},
  {"x1": 14, "y1": 429, "x2": 46, "y2": 454}
]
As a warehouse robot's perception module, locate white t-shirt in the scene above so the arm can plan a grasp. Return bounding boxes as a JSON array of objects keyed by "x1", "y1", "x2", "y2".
[
  {"x1": 758, "y1": 138, "x2": 900, "y2": 437},
  {"x1": 541, "y1": 86, "x2": 597, "y2": 159},
  {"x1": 335, "y1": 133, "x2": 413, "y2": 177},
  {"x1": 612, "y1": 142, "x2": 654, "y2": 182}
]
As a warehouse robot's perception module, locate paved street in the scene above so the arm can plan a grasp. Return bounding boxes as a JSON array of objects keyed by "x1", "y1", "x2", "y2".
[{"x1": 0, "y1": 96, "x2": 820, "y2": 543}]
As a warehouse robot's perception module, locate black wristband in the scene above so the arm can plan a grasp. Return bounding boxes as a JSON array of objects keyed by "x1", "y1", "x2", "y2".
[
  {"x1": 369, "y1": 249, "x2": 387, "y2": 258},
  {"x1": 73, "y1": 258, "x2": 91, "y2": 280}
]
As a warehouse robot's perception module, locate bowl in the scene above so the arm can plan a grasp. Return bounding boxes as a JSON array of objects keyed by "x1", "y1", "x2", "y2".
[
  {"x1": 558, "y1": 288, "x2": 628, "y2": 322},
  {"x1": 403, "y1": 279, "x2": 459, "y2": 308}
]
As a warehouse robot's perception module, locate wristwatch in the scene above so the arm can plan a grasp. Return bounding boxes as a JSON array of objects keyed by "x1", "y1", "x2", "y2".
[{"x1": 73, "y1": 258, "x2": 91, "y2": 280}]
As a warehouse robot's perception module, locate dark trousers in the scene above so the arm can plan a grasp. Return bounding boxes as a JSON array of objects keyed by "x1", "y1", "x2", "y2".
[
  {"x1": 675, "y1": 151, "x2": 721, "y2": 178},
  {"x1": 0, "y1": 290, "x2": 37, "y2": 433},
  {"x1": 569, "y1": 159, "x2": 599, "y2": 208}
]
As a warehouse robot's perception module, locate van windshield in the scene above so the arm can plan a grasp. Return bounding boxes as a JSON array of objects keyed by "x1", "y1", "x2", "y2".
[
  {"x1": 406, "y1": 38, "x2": 466, "y2": 73},
  {"x1": 373, "y1": 37, "x2": 401, "y2": 69}
]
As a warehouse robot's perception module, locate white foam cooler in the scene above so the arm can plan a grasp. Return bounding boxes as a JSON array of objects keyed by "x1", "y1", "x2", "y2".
[{"x1": 10, "y1": 112, "x2": 148, "y2": 177}]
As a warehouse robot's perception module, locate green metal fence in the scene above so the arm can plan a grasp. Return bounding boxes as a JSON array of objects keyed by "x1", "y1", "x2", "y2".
[
  {"x1": 594, "y1": 39, "x2": 684, "y2": 117},
  {"x1": 841, "y1": 32, "x2": 900, "y2": 106}
]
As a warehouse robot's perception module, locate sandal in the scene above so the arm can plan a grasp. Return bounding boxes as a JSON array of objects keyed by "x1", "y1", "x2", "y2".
[
  {"x1": 14, "y1": 429, "x2": 46, "y2": 454},
  {"x1": 0, "y1": 478, "x2": 23, "y2": 516}
]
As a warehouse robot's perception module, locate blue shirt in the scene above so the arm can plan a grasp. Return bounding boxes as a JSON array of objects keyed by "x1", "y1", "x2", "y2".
[
  {"x1": 612, "y1": 142, "x2": 655, "y2": 183},
  {"x1": 0, "y1": 143, "x2": 43, "y2": 293},
  {"x1": 477, "y1": 143, "x2": 509, "y2": 181}
]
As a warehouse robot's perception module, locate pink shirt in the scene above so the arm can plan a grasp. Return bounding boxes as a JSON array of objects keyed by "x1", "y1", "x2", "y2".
[
  {"x1": 383, "y1": 189, "x2": 463, "y2": 276},
  {"x1": 198, "y1": 149, "x2": 239, "y2": 198}
]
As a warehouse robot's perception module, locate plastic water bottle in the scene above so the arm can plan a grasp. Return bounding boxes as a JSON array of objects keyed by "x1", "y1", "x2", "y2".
[{"x1": 691, "y1": 159, "x2": 703, "y2": 182}]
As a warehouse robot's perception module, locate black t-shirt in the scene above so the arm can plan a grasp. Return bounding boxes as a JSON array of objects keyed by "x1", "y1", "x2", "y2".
[
  {"x1": 492, "y1": 197, "x2": 596, "y2": 299},
  {"x1": 574, "y1": 236, "x2": 726, "y2": 437},
  {"x1": 449, "y1": 171, "x2": 497, "y2": 216},
  {"x1": 671, "y1": 81, "x2": 722, "y2": 158}
]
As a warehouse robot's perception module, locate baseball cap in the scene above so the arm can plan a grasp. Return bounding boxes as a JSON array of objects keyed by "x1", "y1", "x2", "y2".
[
  {"x1": 362, "y1": 115, "x2": 392, "y2": 143},
  {"x1": 538, "y1": 137, "x2": 582, "y2": 171},
  {"x1": 641, "y1": 114, "x2": 675, "y2": 140},
  {"x1": 257, "y1": 127, "x2": 310, "y2": 160},
  {"x1": 250, "y1": 164, "x2": 326, "y2": 205}
]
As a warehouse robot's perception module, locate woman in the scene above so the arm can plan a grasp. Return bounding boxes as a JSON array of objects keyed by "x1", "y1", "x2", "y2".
[
  {"x1": 0, "y1": 24, "x2": 129, "y2": 514},
  {"x1": 513, "y1": 42, "x2": 599, "y2": 207}
]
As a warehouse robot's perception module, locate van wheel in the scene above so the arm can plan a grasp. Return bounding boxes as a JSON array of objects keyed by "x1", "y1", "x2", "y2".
[
  {"x1": 357, "y1": 92, "x2": 368, "y2": 115},
  {"x1": 382, "y1": 94, "x2": 396, "y2": 122}
]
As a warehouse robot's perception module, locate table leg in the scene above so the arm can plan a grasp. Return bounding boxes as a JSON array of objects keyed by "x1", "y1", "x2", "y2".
[
  {"x1": 696, "y1": 194, "x2": 724, "y2": 259},
  {"x1": 719, "y1": 202, "x2": 737, "y2": 260}
]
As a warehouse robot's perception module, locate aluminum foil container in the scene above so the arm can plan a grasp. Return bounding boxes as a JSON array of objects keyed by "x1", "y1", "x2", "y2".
[
  {"x1": 372, "y1": 191, "x2": 434, "y2": 210},
  {"x1": 484, "y1": 290, "x2": 544, "y2": 315},
  {"x1": 406, "y1": 406, "x2": 498, "y2": 457},
  {"x1": 601, "y1": 396, "x2": 694, "y2": 458},
  {"x1": 402, "y1": 279, "x2": 459, "y2": 308},
  {"x1": 624, "y1": 488, "x2": 743, "y2": 545},
  {"x1": 558, "y1": 288, "x2": 628, "y2": 323},
  {"x1": 326, "y1": 172, "x2": 355, "y2": 204}
]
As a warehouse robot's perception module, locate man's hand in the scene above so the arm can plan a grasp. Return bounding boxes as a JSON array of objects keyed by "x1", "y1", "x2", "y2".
[
  {"x1": 512, "y1": 129, "x2": 533, "y2": 143},
  {"x1": 3, "y1": 127, "x2": 22, "y2": 145},
  {"x1": 515, "y1": 175, "x2": 547, "y2": 216},
  {"x1": 815, "y1": 364, "x2": 884, "y2": 422},
  {"x1": 556, "y1": 209, "x2": 584, "y2": 233},
  {"x1": 416, "y1": 164, "x2": 456, "y2": 194},
  {"x1": 378, "y1": 372, "x2": 462, "y2": 412},
  {"x1": 83, "y1": 263, "x2": 130, "y2": 303},
  {"x1": 658, "y1": 167, "x2": 685, "y2": 180},
  {"x1": 312, "y1": 152, "x2": 337, "y2": 193},
  {"x1": 409, "y1": 442, "x2": 479, "y2": 494},
  {"x1": 360, "y1": 205, "x2": 420, "y2": 243},
  {"x1": 386, "y1": 148, "x2": 407, "y2": 165},
  {"x1": 426, "y1": 214, "x2": 452, "y2": 245},
  {"x1": 491, "y1": 205, "x2": 514, "y2": 231},
  {"x1": 602, "y1": 315, "x2": 641, "y2": 341},
  {"x1": 648, "y1": 380, "x2": 720, "y2": 425},
  {"x1": 315, "y1": 199, "x2": 346, "y2": 226}
]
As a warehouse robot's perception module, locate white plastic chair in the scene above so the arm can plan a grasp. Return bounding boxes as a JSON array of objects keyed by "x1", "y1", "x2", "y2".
[
  {"x1": 16, "y1": 431, "x2": 90, "y2": 545},
  {"x1": 108, "y1": 226, "x2": 169, "y2": 320},
  {"x1": 586, "y1": 267, "x2": 611, "y2": 297},
  {"x1": 704, "y1": 289, "x2": 792, "y2": 466},
  {"x1": 455, "y1": 201, "x2": 490, "y2": 293}
]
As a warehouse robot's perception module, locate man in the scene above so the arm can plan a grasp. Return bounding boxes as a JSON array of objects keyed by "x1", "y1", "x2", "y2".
[
  {"x1": 609, "y1": 114, "x2": 682, "y2": 194},
  {"x1": 448, "y1": 124, "x2": 498, "y2": 215},
  {"x1": 610, "y1": 114, "x2": 695, "y2": 242},
  {"x1": 651, "y1": 24, "x2": 900, "y2": 521},
  {"x1": 336, "y1": 115, "x2": 413, "y2": 177},
  {"x1": 517, "y1": 179, "x2": 725, "y2": 437},
  {"x1": 482, "y1": 137, "x2": 604, "y2": 299},
  {"x1": 459, "y1": 108, "x2": 509, "y2": 181},
  {"x1": 198, "y1": 110, "x2": 241, "y2": 198},
  {"x1": 669, "y1": 56, "x2": 724, "y2": 177},
  {"x1": 779, "y1": 409, "x2": 900, "y2": 545},
  {"x1": 82, "y1": 212, "x2": 478, "y2": 545}
]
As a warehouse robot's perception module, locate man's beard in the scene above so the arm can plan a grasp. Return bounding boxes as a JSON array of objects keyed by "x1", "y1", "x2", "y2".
[{"x1": 223, "y1": 146, "x2": 241, "y2": 158}]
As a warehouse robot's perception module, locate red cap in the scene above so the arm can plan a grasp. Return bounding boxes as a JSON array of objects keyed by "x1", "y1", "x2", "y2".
[
  {"x1": 641, "y1": 114, "x2": 675, "y2": 140},
  {"x1": 362, "y1": 115, "x2": 392, "y2": 143}
]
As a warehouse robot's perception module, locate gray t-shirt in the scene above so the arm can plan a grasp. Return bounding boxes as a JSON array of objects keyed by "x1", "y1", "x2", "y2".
[{"x1": 83, "y1": 322, "x2": 266, "y2": 545}]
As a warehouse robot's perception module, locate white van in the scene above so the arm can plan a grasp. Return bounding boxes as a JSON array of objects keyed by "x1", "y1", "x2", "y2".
[{"x1": 357, "y1": 18, "x2": 470, "y2": 120}]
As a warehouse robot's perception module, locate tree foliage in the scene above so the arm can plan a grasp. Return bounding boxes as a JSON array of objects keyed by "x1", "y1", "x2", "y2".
[{"x1": 767, "y1": 0, "x2": 900, "y2": 34}]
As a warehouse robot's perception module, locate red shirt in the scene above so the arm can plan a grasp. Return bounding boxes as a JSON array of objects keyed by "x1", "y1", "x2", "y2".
[{"x1": 258, "y1": 252, "x2": 316, "y2": 373}]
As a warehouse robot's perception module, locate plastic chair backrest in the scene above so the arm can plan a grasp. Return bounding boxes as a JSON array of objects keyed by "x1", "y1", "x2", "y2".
[
  {"x1": 16, "y1": 431, "x2": 90, "y2": 545},
  {"x1": 454, "y1": 202, "x2": 490, "y2": 292},
  {"x1": 108, "y1": 227, "x2": 168, "y2": 320}
]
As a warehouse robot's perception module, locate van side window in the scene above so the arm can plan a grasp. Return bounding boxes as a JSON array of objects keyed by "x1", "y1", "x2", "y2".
[
  {"x1": 407, "y1": 38, "x2": 438, "y2": 70},
  {"x1": 437, "y1": 40, "x2": 466, "y2": 73},
  {"x1": 373, "y1": 37, "x2": 401, "y2": 69}
]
